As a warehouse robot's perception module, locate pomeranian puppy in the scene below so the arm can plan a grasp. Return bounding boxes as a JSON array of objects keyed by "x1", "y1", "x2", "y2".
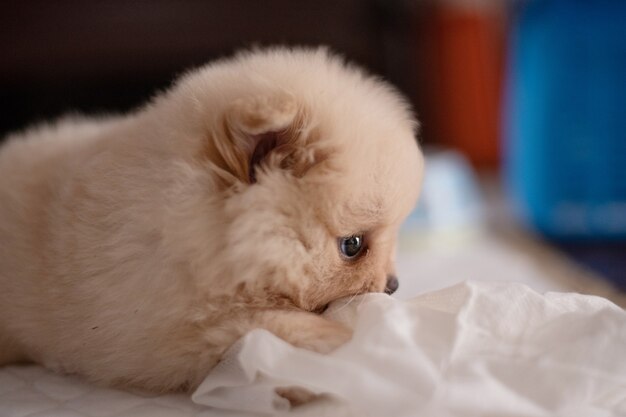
[{"x1": 0, "y1": 47, "x2": 423, "y2": 393}]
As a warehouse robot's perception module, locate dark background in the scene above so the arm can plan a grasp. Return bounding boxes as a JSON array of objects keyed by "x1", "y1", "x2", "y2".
[
  {"x1": 1, "y1": 0, "x2": 505, "y2": 170},
  {"x1": 1, "y1": 0, "x2": 419, "y2": 138}
]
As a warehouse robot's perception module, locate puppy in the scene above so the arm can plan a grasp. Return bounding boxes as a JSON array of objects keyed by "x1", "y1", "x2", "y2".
[{"x1": 0, "y1": 47, "x2": 423, "y2": 393}]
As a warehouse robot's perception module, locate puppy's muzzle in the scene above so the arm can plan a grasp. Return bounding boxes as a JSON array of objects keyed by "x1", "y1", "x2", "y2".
[{"x1": 384, "y1": 274, "x2": 399, "y2": 295}]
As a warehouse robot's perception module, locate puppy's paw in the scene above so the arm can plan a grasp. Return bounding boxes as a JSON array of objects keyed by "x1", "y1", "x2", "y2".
[
  {"x1": 295, "y1": 322, "x2": 353, "y2": 354},
  {"x1": 275, "y1": 386, "x2": 319, "y2": 408},
  {"x1": 257, "y1": 309, "x2": 353, "y2": 354}
]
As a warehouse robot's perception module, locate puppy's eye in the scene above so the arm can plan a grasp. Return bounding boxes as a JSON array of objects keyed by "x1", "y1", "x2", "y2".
[{"x1": 338, "y1": 234, "x2": 365, "y2": 259}]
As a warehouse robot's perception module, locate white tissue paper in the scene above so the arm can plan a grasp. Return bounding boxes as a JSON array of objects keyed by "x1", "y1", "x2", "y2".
[{"x1": 192, "y1": 281, "x2": 626, "y2": 417}]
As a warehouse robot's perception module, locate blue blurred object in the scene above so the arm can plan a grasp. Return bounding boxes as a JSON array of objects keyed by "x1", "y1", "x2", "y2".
[
  {"x1": 400, "y1": 149, "x2": 484, "y2": 248},
  {"x1": 504, "y1": 0, "x2": 626, "y2": 240}
]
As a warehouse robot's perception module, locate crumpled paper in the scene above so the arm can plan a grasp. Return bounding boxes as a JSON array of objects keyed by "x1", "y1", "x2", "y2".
[{"x1": 191, "y1": 281, "x2": 626, "y2": 417}]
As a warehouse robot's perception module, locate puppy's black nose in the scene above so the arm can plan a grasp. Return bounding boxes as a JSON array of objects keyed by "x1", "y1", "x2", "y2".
[{"x1": 385, "y1": 274, "x2": 399, "y2": 295}]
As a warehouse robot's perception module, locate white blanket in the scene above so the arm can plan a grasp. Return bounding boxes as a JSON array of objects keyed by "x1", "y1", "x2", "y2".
[
  {"x1": 193, "y1": 281, "x2": 626, "y2": 417},
  {"x1": 2, "y1": 281, "x2": 625, "y2": 417}
]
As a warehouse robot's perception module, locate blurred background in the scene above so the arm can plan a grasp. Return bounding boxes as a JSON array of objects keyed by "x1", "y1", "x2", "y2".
[{"x1": 1, "y1": 0, "x2": 624, "y2": 299}]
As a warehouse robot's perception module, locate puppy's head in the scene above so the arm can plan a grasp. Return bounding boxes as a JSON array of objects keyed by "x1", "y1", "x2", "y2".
[{"x1": 165, "y1": 48, "x2": 423, "y2": 312}]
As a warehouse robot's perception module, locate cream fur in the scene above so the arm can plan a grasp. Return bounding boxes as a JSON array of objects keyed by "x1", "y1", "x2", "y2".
[{"x1": 0, "y1": 47, "x2": 423, "y2": 393}]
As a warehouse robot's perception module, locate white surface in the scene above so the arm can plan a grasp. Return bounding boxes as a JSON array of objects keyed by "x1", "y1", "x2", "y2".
[
  {"x1": 396, "y1": 234, "x2": 567, "y2": 297},
  {"x1": 193, "y1": 281, "x2": 626, "y2": 417},
  {"x1": 0, "y1": 365, "x2": 208, "y2": 417},
  {"x1": 2, "y1": 281, "x2": 625, "y2": 417}
]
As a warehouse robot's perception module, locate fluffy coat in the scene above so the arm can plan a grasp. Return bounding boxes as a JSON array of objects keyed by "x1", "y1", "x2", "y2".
[{"x1": 0, "y1": 47, "x2": 423, "y2": 392}]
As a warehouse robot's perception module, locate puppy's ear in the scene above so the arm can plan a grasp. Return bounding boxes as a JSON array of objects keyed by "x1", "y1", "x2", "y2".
[{"x1": 212, "y1": 94, "x2": 316, "y2": 184}]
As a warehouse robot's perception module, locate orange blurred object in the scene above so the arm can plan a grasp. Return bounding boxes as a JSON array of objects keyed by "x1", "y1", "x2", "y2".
[{"x1": 415, "y1": 4, "x2": 505, "y2": 167}]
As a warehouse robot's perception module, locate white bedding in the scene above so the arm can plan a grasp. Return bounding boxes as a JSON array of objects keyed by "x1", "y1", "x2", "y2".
[{"x1": 2, "y1": 281, "x2": 625, "y2": 417}]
